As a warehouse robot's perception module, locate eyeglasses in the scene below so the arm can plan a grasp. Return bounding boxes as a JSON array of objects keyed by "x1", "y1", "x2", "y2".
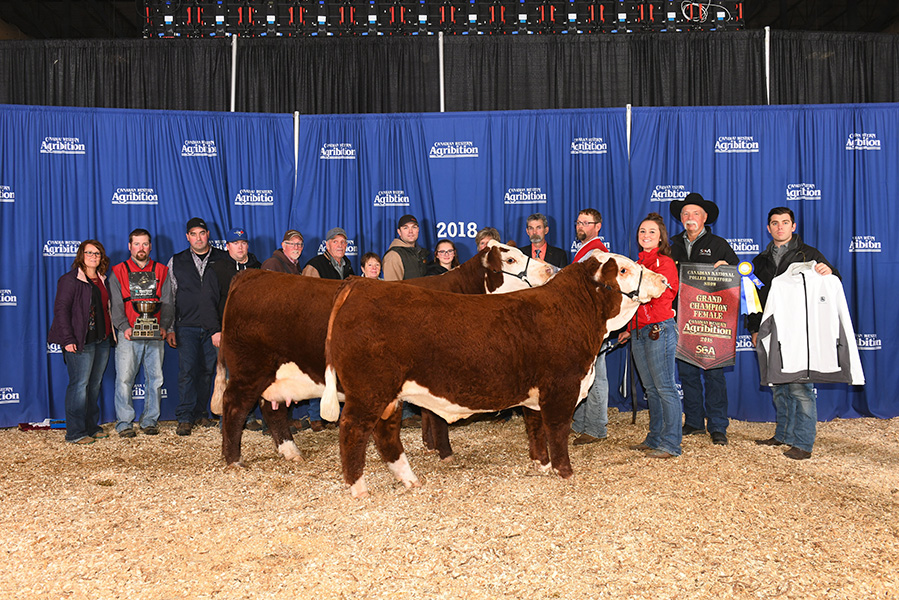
[
  {"x1": 575, "y1": 221, "x2": 598, "y2": 227},
  {"x1": 436, "y1": 249, "x2": 455, "y2": 255},
  {"x1": 284, "y1": 242, "x2": 304, "y2": 247},
  {"x1": 84, "y1": 251, "x2": 102, "y2": 257}
]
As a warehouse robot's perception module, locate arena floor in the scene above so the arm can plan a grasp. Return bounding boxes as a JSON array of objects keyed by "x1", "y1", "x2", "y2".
[{"x1": 1, "y1": 410, "x2": 896, "y2": 599}]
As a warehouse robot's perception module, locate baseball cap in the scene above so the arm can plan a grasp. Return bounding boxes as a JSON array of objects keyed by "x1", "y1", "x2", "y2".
[
  {"x1": 185, "y1": 217, "x2": 208, "y2": 232},
  {"x1": 282, "y1": 229, "x2": 303, "y2": 242},
  {"x1": 397, "y1": 214, "x2": 418, "y2": 229},
  {"x1": 227, "y1": 227, "x2": 248, "y2": 243},
  {"x1": 326, "y1": 227, "x2": 347, "y2": 241}
]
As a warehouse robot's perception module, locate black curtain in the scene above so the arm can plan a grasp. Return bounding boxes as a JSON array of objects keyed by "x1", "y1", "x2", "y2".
[
  {"x1": 443, "y1": 30, "x2": 768, "y2": 111},
  {"x1": 0, "y1": 40, "x2": 231, "y2": 111},
  {"x1": 627, "y1": 31, "x2": 767, "y2": 106},
  {"x1": 1, "y1": 32, "x2": 897, "y2": 113},
  {"x1": 770, "y1": 31, "x2": 899, "y2": 104},
  {"x1": 234, "y1": 37, "x2": 440, "y2": 114},
  {"x1": 444, "y1": 35, "x2": 632, "y2": 110}
]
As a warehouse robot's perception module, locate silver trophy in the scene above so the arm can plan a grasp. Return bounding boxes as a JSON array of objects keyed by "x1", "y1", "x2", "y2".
[{"x1": 130, "y1": 271, "x2": 163, "y2": 340}]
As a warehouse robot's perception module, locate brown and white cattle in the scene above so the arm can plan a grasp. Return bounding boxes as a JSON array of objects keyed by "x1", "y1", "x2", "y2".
[
  {"x1": 320, "y1": 251, "x2": 668, "y2": 497},
  {"x1": 211, "y1": 241, "x2": 555, "y2": 467}
]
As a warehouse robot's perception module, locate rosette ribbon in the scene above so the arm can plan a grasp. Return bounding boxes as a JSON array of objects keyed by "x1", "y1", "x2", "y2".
[{"x1": 739, "y1": 261, "x2": 763, "y2": 315}]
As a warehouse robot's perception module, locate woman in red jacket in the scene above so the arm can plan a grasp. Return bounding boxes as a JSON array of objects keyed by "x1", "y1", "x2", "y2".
[{"x1": 618, "y1": 213, "x2": 681, "y2": 458}]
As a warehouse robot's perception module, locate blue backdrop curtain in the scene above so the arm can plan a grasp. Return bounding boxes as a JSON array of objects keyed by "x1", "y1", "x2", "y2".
[
  {"x1": 629, "y1": 103, "x2": 895, "y2": 421},
  {"x1": 0, "y1": 104, "x2": 294, "y2": 427},
  {"x1": 293, "y1": 109, "x2": 627, "y2": 261},
  {"x1": 0, "y1": 102, "x2": 894, "y2": 427}
]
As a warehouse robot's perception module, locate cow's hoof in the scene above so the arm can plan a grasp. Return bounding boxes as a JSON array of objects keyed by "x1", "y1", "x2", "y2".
[
  {"x1": 349, "y1": 477, "x2": 368, "y2": 499},
  {"x1": 277, "y1": 440, "x2": 304, "y2": 462},
  {"x1": 224, "y1": 461, "x2": 247, "y2": 471},
  {"x1": 525, "y1": 460, "x2": 552, "y2": 476},
  {"x1": 439, "y1": 454, "x2": 454, "y2": 463}
]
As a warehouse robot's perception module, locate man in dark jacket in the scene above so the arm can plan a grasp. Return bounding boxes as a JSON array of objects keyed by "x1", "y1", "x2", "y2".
[
  {"x1": 669, "y1": 193, "x2": 739, "y2": 446},
  {"x1": 262, "y1": 230, "x2": 304, "y2": 274},
  {"x1": 747, "y1": 207, "x2": 837, "y2": 460},
  {"x1": 302, "y1": 227, "x2": 355, "y2": 279},
  {"x1": 166, "y1": 217, "x2": 228, "y2": 436},
  {"x1": 518, "y1": 213, "x2": 569, "y2": 269},
  {"x1": 211, "y1": 226, "x2": 262, "y2": 320},
  {"x1": 211, "y1": 226, "x2": 263, "y2": 431}
]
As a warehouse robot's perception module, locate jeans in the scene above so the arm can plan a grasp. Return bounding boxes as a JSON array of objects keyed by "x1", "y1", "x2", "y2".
[
  {"x1": 772, "y1": 383, "x2": 817, "y2": 452},
  {"x1": 572, "y1": 348, "x2": 609, "y2": 439},
  {"x1": 631, "y1": 319, "x2": 681, "y2": 456},
  {"x1": 174, "y1": 326, "x2": 218, "y2": 424},
  {"x1": 113, "y1": 332, "x2": 165, "y2": 432},
  {"x1": 63, "y1": 338, "x2": 111, "y2": 442},
  {"x1": 677, "y1": 359, "x2": 729, "y2": 434},
  {"x1": 308, "y1": 398, "x2": 321, "y2": 422}
]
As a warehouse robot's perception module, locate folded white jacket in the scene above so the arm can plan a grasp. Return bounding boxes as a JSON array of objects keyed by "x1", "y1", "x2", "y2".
[{"x1": 757, "y1": 261, "x2": 865, "y2": 385}]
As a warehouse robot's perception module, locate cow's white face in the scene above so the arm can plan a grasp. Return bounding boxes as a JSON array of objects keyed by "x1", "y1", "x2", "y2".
[
  {"x1": 484, "y1": 239, "x2": 558, "y2": 293},
  {"x1": 588, "y1": 251, "x2": 668, "y2": 332}
]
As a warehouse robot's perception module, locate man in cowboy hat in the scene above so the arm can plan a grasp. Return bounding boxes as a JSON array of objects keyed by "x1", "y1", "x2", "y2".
[{"x1": 669, "y1": 192, "x2": 739, "y2": 446}]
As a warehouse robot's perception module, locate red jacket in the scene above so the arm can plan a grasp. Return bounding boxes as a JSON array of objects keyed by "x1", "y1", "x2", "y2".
[
  {"x1": 573, "y1": 237, "x2": 609, "y2": 263},
  {"x1": 111, "y1": 258, "x2": 169, "y2": 328},
  {"x1": 631, "y1": 248, "x2": 678, "y2": 329}
]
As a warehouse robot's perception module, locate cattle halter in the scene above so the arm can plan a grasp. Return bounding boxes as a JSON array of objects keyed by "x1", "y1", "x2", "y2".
[
  {"x1": 499, "y1": 255, "x2": 537, "y2": 287},
  {"x1": 599, "y1": 264, "x2": 644, "y2": 300}
]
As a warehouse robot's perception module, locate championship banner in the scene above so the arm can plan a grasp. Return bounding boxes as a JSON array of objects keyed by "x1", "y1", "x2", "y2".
[{"x1": 676, "y1": 264, "x2": 740, "y2": 369}]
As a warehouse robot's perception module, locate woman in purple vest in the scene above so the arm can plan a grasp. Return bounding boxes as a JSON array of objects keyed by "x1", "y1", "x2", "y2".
[{"x1": 48, "y1": 240, "x2": 114, "y2": 445}]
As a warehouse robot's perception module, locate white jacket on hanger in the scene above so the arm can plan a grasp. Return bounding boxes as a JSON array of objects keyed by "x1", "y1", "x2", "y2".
[{"x1": 757, "y1": 261, "x2": 865, "y2": 386}]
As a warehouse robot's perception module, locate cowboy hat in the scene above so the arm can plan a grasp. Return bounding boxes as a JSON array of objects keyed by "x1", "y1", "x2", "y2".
[{"x1": 669, "y1": 192, "x2": 719, "y2": 225}]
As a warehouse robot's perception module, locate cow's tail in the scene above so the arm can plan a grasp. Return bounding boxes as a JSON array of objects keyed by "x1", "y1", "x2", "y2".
[
  {"x1": 320, "y1": 279, "x2": 356, "y2": 422},
  {"x1": 210, "y1": 346, "x2": 228, "y2": 416}
]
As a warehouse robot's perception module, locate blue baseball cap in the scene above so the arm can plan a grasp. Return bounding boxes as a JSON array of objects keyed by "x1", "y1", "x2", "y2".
[{"x1": 227, "y1": 227, "x2": 248, "y2": 243}]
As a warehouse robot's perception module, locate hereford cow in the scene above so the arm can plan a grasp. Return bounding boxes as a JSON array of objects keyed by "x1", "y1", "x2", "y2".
[
  {"x1": 211, "y1": 241, "x2": 555, "y2": 467},
  {"x1": 320, "y1": 251, "x2": 668, "y2": 498}
]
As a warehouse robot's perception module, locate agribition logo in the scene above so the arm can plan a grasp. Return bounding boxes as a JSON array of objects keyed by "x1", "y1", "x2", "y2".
[
  {"x1": 504, "y1": 187, "x2": 547, "y2": 205},
  {"x1": 650, "y1": 185, "x2": 689, "y2": 203},
  {"x1": 570, "y1": 237, "x2": 612, "y2": 254},
  {"x1": 374, "y1": 190, "x2": 410, "y2": 207},
  {"x1": 714, "y1": 136, "x2": 759, "y2": 154},
  {"x1": 234, "y1": 189, "x2": 274, "y2": 206},
  {"x1": 855, "y1": 334, "x2": 881, "y2": 351},
  {"x1": 429, "y1": 141, "x2": 479, "y2": 159},
  {"x1": 848, "y1": 235, "x2": 881, "y2": 253},
  {"x1": 735, "y1": 334, "x2": 754, "y2": 352},
  {"x1": 320, "y1": 143, "x2": 357, "y2": 160},
  {"x1": 726, "y1": 238, "x2": 760, "y2": 256},
  {"x1": 845, "y1": 133, "x2": 881, "y2": 151},
  {"x1": 181, "y1": 139, "x2": 217, "y2": 157},
  {"x1": 111, "y1": 187, "x2": 159, "y2": 205},
  {"x1": 0, "y1": 288, "x2": 17, "y2": 306},
  {"x1": 43, "y1": 240, "x2": 80, "y2": 257},
  {"x1": 786, "y1": 183, "x2": 821, "y2": 201},
  {"x1": 316, "y1": 239, "x2": 358, "y2": 256},
  {"x1": 570, "y1": 137, "x2": 608, "y2": 155},
  {"x1": 131, "y1": 384, "x2": 168, "y2": 401},
  {"x1": 0, "y1": 386, "x2": 20, "y2": 405},
  {"x1": 0, "y1": 185, "x2": 13, "y2": 203},
  {"x1": 40, "y1": 136, "x2": 86, "y2": 155}
]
